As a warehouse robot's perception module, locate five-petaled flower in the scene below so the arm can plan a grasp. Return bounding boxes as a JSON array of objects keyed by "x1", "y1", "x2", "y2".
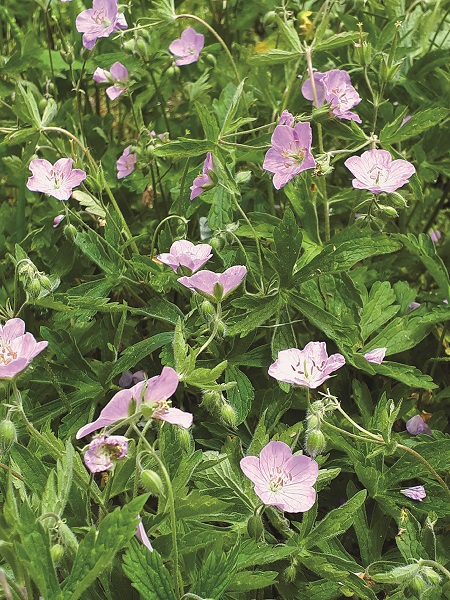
[
  {"x1": 0, "y1": 318, "x2": 48, "y2": 380},
  {"x1": 27, "y1": 158, "x2": 86, "y2": 201},
  {"x1": 76, "y1": 0, "x2": 127, "y2": 50},
  {"x1": 178, "y1": 266, "x2": 247, "y2": 301},
  {"x1": 76, "y1": 366, "x2": 192, "y2": 438},
  {"x1": 240, "y1": 441, "x2": 319, "y2": 512},
  {"x1": 364, "y1": 347, "x2": 386, "y2": 364},
  {"x1": 117, "y1": 145, "x2": 137, "y2": 179},
  {"x1": 263, "y1": 112, "x2": 316, "y2": 189},
  {"x1": 169, "y1": 27, "x2": 204, "y2": 66},
  {"x1": 400, "y1": 485, "x2": 426, "y2": 502},
  {"x1": 344, "y1": 149, "x2": 416, "y2": 194},
  {"x1": 302, "y1": 69, "x2": 362, "y2": 123},
  {"x1": 190, "y1": 153, "x2": 215, "y2": 200},
  {"x1": 157, "y1": 240, "x2": 213, "y2": 273},
  {"x1": 269, "y1": 342, "x2": 345, "y2": 389},
  {"x1": 406, "y1": 415, "x2": 432, "y2": 437},
  {"x1": 93, "y1": 62, "x2": 129, "y2": 100},
  {"x1": 83, "y1": 434, "x2": 128, "y2": 473}
]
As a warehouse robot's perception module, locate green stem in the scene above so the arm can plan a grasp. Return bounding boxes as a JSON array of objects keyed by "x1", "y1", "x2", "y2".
[
  {"x1": 322, "y1": 420, "x2": 384, "y2": 445},
  {"x1": 149, "y1": 215, "x2": 188, "y2": 259},
  {"x1": 133, "y1": 426, "x2": 183, "y2": 598},
  {"x1": 196, "y1": 302, "x2": 222, "y2": 358},
  {"x1": 0, "y1": 462, "x2": 24, "y2": 482},
  {"x1": 16, "y1": 173, "x2": 26, "y2": 244},
  {"x1": 176, "y1": 13, "x2": 240, "y2": 85},
  {"x1": 221, "y1": 122, "x2": 276, "y2": 138}
]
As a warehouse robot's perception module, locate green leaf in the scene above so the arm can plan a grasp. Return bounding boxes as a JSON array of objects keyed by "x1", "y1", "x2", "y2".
[
  {"x1": 74, "y1": 230, "x2": 119, "y2": 275},
  {"x1": 225, "y1": 365, "x2": 254, "y2": 424},
  {"x1": 301, "y1": 490, "x2": 367, "y2": 549},
  {"x1": 385, "y1": 439, "x2": 450, "y2": 483},
  {"x1": 399, "y1": 233, "x2": 450, "y2": 297},
  {"x1": 221, "y1": 80, "x2": 246, "y2": 136},
  {"x1": 61, "y1": 495, "x2": 148, "y2": 600},
  {"x1": 364, "y1": 360, "x2": 438, "y2": 389},
  {"x1": 41, "y1": 98, "x2": 58, "y2": 127},
  {"x1": 194, "y1": 101, "x2": 220, "y2": 142},
  {"x1": 360, "y1": 281, "x2": 400, "y2": 341},
  {"x1": 191, "y1": 543, "x2": 240, "y2": 599},
  {"x1": 154, "y1": 139, "x2": 215, "y2": 160},
  {"x1": 251, "y1": 50, "x2": 300, "y2": 65},
  {"x1": 122, "y1": 541, "x2": 176, "y2": 600},
  {"x1": 15, "y1": 82, "x2": 41, "y2": 127},
  {"x1": 227, "y1": 295, "x2": 279, "y2": 338},
  {"x1": 130, "y1": 300, "x2": 184, "y2": 326},
  {"x1": 10, "y1": 444, "x2": 49, "y2": 495},
  {"x1": 315, "y1": 31, "x2": 363, "y2": 51},
  {"x1": 206, "y1": 184, "x2": 234, "y2": 231},
  {"x1": 272, "y1": 207, "x2": 303, "y2": 287},
  {"x1": 274, "y1": 15, "x2": 302, "y2": 51},
  {"x1": 380, "y1": 107, "x2": 449, "y2": 144},
  {"x1": 72, "y1": 190, "x2": 106, "y2": 218},
  {"x1": 110, "y1": 332, "x2": 174, "y2": 379},
  {"x1": 227, "y1": 571, "x2": 278, "y2": 592},
  {"x1": 6, "y1": 127, "x2": 39, "y2": 144}
]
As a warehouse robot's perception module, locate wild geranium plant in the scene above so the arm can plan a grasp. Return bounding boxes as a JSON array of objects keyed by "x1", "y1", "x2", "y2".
[{"x1": 0, "y1": 0, "x2": 449, "y2": 598}]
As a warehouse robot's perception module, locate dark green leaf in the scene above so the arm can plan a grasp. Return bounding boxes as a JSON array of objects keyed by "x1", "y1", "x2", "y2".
[{"x1": 122, "y1": 541, "x2": 176, "y2": 600}]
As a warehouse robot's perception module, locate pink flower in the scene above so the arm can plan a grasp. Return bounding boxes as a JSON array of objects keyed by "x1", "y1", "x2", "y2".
[
  {"x1": 169, "y1": 27, "x2": 204, "y2": 66},
  {"x1": 263, "y1": 120, "x2": 316, "y2": 190},
  {"x1": 118, "y1": 369, "x2": 146, "y2": 388},
  {"x1": 117, "y1": 146, "x2": 136, "y2": 179},
  {"x1": 401, "y1": 115, "x2": 412, "y2": 127},
  {"x1": 240, "y1": 441, "x2": 319, "y2": 512},
  {"x1": 76, "y1": 367, "x2": 192, "y2": 439},
  {"x1": 83, "y1": 435, "x2": 128, "y2": 473},
  {"x1": 278, "y1": 110, "x2": 295, "y2": 126},
  {"x1": 363, "y1": 347, "x2": 386, "y2": 364},
  {"x1": 302, "y1": 69, "x2": 362, "y2": 123},
  {"x1": 406, "y1": 415, "x2": 432, "y2": 437},
  {"x1": 268, "y1": 342, "x2": 345, "y2": 389},
  {"x1": 53, "y1": 215, "x2": 65, "y2": 228},
  {"x1": 178, "y1": 266, "x2": 247, "y2": 301},
  {"x1": 136, "y1": 517, "x2": 153, "y2": 552},
  {"x1": 428, "y1": 230, "x2": 441, "y2": 244},
  {"x1": 190, "y1": 153, "x2": 215, "y2": 200},
  {"x1": 0, "y1": 318, "x2": 48, "y2": 380},
  {"x1": 27, "y1": 158, "x2": 86, "y2": 201},
  {"x1": 344, "y1": 149, "x2": 416, "y2": 194},
  {"x1": 400, "y1": 485, "x2": 426, "y2": 502},
  {"x1": 408, "y1": 301, "x2": 421, "y2": 311},
  {"x1": 157, "y1": 240, "x2": 213, "y2": 273},
  {"x1": 76, "y1": 0, "x2": 127, "y2": 50},
  {"x1": 93, "y1": 62, "x2": 128, "y2": 100}
]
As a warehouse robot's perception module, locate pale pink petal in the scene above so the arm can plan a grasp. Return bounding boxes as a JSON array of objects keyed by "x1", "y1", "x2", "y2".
[
  {"x1": 93, "y1": 67, "x2": 109, "y2": 83},
  {"x1": 275, "y1": 483, "x2": 316, "y2": 512},
  {"x1": 144, "y1": 366, "x2": 179, "y2": 404},
  {"x1": 155, "y1": 407, "x2": 193, "y2": 429},
  {"x1": 240, "y1": 456, "x2": 267, "y2": 487},
  {"x1": 364, "y1": 347, "x2": 386, "y2": 364},
  {"x1": 1, "y1": 318, "x2": 26, "y2": 341},
  {"x1": 136, "y1": 518, "x2": 153, "y2": 551},
  {"x1": 218, "y1": 266, "x2": 247, "y2": 296},
  {"x1": 109, "y1": 61, "x2": 128, "y2": 81},
  {"x1": 106, "y1": 85, "x2": 125, "y2": 100}
]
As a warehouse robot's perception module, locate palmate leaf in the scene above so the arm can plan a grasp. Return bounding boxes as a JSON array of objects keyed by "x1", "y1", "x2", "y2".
[
  {"x1": 191, "y1": 543, "x2": 240, "y2": 599},
  {"x1": 272, "y1": 207, "x2": 303, "y2": 287},
  {"x1": 399, "y1": 233, "x2": 450, "y2": 296},
  {"x1": 122, "y1": 541, "x2": 176, "y2": 600},
  {"x1": 360, "y1": 281, "x2": 400, "y2": 342},
  {"x1": 225, "y1": 364, "x2": 254, "y2": 424}
]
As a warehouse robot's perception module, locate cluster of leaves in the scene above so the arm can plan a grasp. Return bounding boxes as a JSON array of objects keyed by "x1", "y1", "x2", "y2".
[{"x1": 0, "y1": 0, "x2": 449, "y2": 598}]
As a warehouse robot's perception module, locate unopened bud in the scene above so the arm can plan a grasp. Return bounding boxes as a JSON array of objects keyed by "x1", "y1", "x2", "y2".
[
  {"x1": 166, "y1": 65, "x2": 180, "y2": 78},
  {"x1": 247, "y1": 515, "x2": 264, "y2": 540},
  {"x1": 39, "y1": 275, "x2": 52, "y2": 291},
  {"x1": 216, "y1": 321, "x2": 226, "y2": 337},
  {"x1": 135, "y1": 38, "x2": 149, "y2": 59},
  {"x1": 378, "y1": 204, "x2": 399, "y2": 217},
  {"x1": 410, "y1": 575, "x2": 427, "y2": 595},
  {"x1": 200, "y1": 300, "x2": 215, "y2": 320},
  {"x1": 141, "y1": 469, "x2": 164, "y2": 495},
  {"x1": 27, "y1": 279, "x2": 41, "y2": 299},
  {"x1": 307, "y1": 415, "x2": 320, "y2": 430},
  {"x1": 305, "y1": 429, "x2": 326, "y2": 458},
  {"x1": 209, "y1": 236, "x2": 225, "y2": 252},
  {"x1": 122, "y1": 39, "x2": 136, "y2": 53},
  {"x1": 202, "y1": 390, "x2": 221, "y2": 408},
  {"x1": 64, "y1": 224, "x2": 77, "y2": 241},
  {"x1": 284, "y1": 562, "x2": 297, "y2": 583},
  {"x1": 421, "y1": 566, "x2": 440, "y2": 585},
  {"x1": 0, "y1": 419, "x2": 17, "y2": 454},
  {"x1": 18, "y1": 262, "x2": 35, "y2": 280},
  {"x1": 221, "y1": 403, "x2": 236, "y2": 426},
  {"x1": 175, "y1": 427, "x2": 192, "y2": 451},
  {"x1": 50, "y1": 543, "x2": 65, "y2": 565},
  {"x1": 57, "y1": 522, "x2": 78, "y2": 557},
  {"x1": 205, "y1": 53, "x2": 216, "y2": 66}
]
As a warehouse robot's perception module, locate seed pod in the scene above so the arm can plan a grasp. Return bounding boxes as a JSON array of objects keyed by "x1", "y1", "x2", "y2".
[
  {"x1": 50, "y1": 543, "x2": 65, "y2": 565},
  {"x1": 305, "y1": 429, "x2": 326, "y2": 458},
  {"x1": 141, "y1": 469, "x2": 164, "y2": 495},
  {"x1": 0, "y1": 419, "x2": 17, "y2": 454}
]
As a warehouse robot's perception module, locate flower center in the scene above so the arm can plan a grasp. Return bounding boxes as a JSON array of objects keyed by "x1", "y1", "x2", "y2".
[
  {"x1": 93, "y1": 9, "x2": 111, "y2": 28},
  {"x1": 0, "y1": 342, "x2": 17, "y2": 365},
  {"x1": 187, "y1": 44, "x2": 196, "y2": 55},
  {"x1": 368, "y1": 165, "x2": 388, "y2": 185},
  {"x1": 269, "y1": 466, "x2": 293, "y2": 492},
  {"x1": 49, "y1": 168, "x2": 65, "y2": 189},
  {"x1": 281, "y1": 145, "x2": 306, "y2": 168}
]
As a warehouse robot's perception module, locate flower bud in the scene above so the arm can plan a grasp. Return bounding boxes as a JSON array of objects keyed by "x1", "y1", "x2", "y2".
[
  {"x1": 176, "y1": 427, "x2": 192, "y2": 451},
  {"x1": 205, "y1": 53, "x2": 216, "y2": 66},
  {"x1": 202, "y1": 390, "x2": 221, "y2": 408},
  {"x1": 167, "y1": 65, "x2": 180, "y2": 78},
  {"x1": 378, "y1": 205, "x2": 399, "y2": 217},
  {"x1": 247, "y1": 515, "x2": 264, "y2": 540},
  {"x1": 18, "y1": 261, "x2": 35, "y2": 280},
  {"x1": 57, "y1": 522, "x2": 78, "y2": 558},
  {"x1": 122, "y1": 39, "x2": 136, "y2": 53},
  {"x1": 216, "y1": 321, "x2": 226, "y2": 337},
  {"x1": 263, "y1": 11, "x2": 277, "y2": 26},
  {"x1": 283, "y1": 562, "x2": 297, "y2": 583},
  {"x1": 220, "y1": 403, "x2": 236, "y2": 426},
  {"x1": 39, "y1": 274, "x2": 53, "y2": 291},
  {"x1": 209, "y1": 236, "x2": 225, "y2": 252},
  {"x1": 141, "y1": 469, "x2": 164, "y2": 495},
  {"x1": 200, "y1": 300, "x2": 215, "y2": 320},
  {"x1": 50, "y1": 543, "x2": 65, "y2": 565},
  {"x1": 64, "y1": 224, "x2": 77, "y2": 241},
  {"x1": 421, "y1": 566, "x2": 440, "y2": 585},
  {"x1": 307, "y1": 415, "x2": 320, "y2": 430},
  {"x1": 27, "y1": 278, "x2": 42, "y2": 299},
  {"x1": 0, "y1": 419, "x2": 17, "y2": 454},
  {"x1": 135, "y1": 38, "x2": 149, "y2": 59},
  {"x1": 305, "y1": 429, "x2": 326, "y2": 458}
]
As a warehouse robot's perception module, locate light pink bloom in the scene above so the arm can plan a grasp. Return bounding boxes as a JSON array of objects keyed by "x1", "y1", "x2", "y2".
[
  {"x1": 268, "y1": 342, "x2": 345, "y2": 389},
  {"x1": 428, "y1": 230, "x2": 441, "y2": 244},
  {"x1": 169, "y1": 27, "x2": 204, "y2": 66},
  {"x1": 263, "y1": 120, "x2": 316, "y2": 190},
  {"x1": 0, "y1": 318, "x2": 48, "y2": 380},
  {"x1": 76, "y1": 0, "x2": 127, "y2": 50},
  {"x1": 240, "y1": 441, "x2": 319, "y2": 512},
  {"x1": 53, "y1": 214, "x2": 65, "y2": 228},
  {"x1": 178, "y1": 266, "x2": 247, "y2": 301},
  {"x1": 344, "y1": 149, "x2": 416, "y2": 194},
  {"x1": 401, "y1": 115, "x2": 412, "y2": 127},
  {"x1": 190, "y1": 153, "x2": 215, "y2": 200},
  {"x1": 400, "y1": 485, "x2": 426, "y2": 502},
  {"x1": 76, "y1": 367, "x2": 192, "y2": 439},
  {"x1": 408, "y1": 301, "x2": 421, "y2": 311},
  {"x1": 406, "y1": 415, "x2": 432, "y2": 437},
  {"x1": 117, "y1": 146, "x2": 136, "y2": 179},
  {"x1": 136, "y1": 517, "x2": 153, "y2": 552},
  {"x1": 93, "y1": 62, "x2": 128, "y2": 100},
  {"x1": 27, "y1": 158, "x2": 86, "y2": 201},
  {"x1": 157, "y1": 240, "x2": 213, "y2": 273},
  {"x1": 278, "y1": 110, "x2": 295, "y2": 126},
  {"x1": 364, "y1": 347, "x2": 386, "y2": 364},
  {"x1": 83, "y1": 435, "x2": 128, "y2": 473},
  {"x1": 302, "y1": 69, "x2": 362, "y2": 123}
]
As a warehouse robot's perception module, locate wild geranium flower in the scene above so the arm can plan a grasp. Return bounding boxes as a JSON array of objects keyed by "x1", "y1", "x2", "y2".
[
  {"x1": 27, "y1": 158, "x2": 86, "y2": 201},
  {"x1": 406, "y1": 415, "x2": 432, "y2": 437},
  {"x1": 190, "y1": 153, "x2": 215, "y2": 200},
  {"x1": 117, "y1": 146, "x2": 137, "y2": 179},
  {"x1": 263, "y1": 116, "x2": 316, "y2": 190},
  {"x1": 0, "y1": 318, "x2": 48, "y2": 380},
  {"x1": 428, "y1": 230, "x2": 441, "y2": 244},
  {"x1": 136, "y1": 517, "x2": 153, "y2": 552},
  {"x1": 93, "y1": 62, "x2": 128, "y2": 100},
  {"x1": 400, "y1": 485, "x2": 426, "y2": 502},
  {"x1": 169, "y1": 27, "x2": 204, "y2": 66},
  {"x1": 240, "y1": 441, "x2": 319, "y2": 512},
  {"x1": 157, "y1": 240, "x2": 213, "y2": 273},
  {"x1": 364, "y1": 347, "x2": 386, "y2": 364},
  {"x1": 269, "y1": 342, "x2": 345, "y2": 389},
  {"x1": 278, "y1": 110, "x2": 295, "y2": 126},
  {"x1": 83, "y1": 435, "x2": 128, "y2": 473},
  {"x1": 302, "y1": 69, "x2": 362, "y2": 123},
  {"x1": 344, "y1": 149, "x2": 416, "y2": 194},
  {"x1": 76, "y1": 366, "x2": 192, "y2": 439},
  {"x1": 178, "y1": 266, "x2": 247, "y2": 301},
  {"x1": 408, "y1": 301, "x2": 421, "y2": 311},
  {"x1": 76, "y1": 0, "x2": 127, "y2": 50},
  {"x1": 53, "y1": 215, "x2": 65, "y2": 228}
]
